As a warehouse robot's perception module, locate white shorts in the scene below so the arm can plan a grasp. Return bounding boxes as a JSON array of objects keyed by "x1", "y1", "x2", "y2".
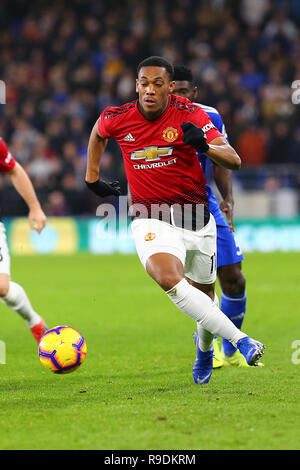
[
  {"x1": 131, "y1": 214, "x2": 217, "y2": 284},
  {"x1": 0, "y1": 222, "x2": 10, "y2": 275}
]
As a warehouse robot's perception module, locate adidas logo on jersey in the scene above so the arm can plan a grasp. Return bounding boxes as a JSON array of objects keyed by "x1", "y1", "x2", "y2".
[{"x1": 124, "y1": 133, "x2": 135, "y2": 141}]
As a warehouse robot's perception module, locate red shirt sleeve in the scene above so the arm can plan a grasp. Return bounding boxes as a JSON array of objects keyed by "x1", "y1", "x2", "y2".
[
  {"x1": 192, "y1": 108, "x2": 223, "y2": 143},
  {"x1": 97, "y1": 110, "x2": 112, "y2": 139},
  {"x1": 0, "y1": 138, "x2": 16, "y2": 172}
]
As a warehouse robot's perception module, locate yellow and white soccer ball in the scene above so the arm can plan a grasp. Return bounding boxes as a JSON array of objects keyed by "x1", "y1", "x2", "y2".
[{"x1": 38, "y1": 326, "x2": 87, "y2": 374}]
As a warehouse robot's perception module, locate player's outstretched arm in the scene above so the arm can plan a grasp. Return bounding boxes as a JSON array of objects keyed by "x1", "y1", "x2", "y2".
[
  {"x1": 206, "y1": 136, "x2": 241, "y2": 171},
  {"x1": 213, "y1": 165, "x2": 235, "y2": 232},
  {"x1": 85, "y1": 121, "x2": 120, "y2": 197},
  {"x1": 181, "y1": 122, "x2": 241, "y2": 170},
  {"x1": 8, "y1": 162, "x2": 46, "y2": 233}
]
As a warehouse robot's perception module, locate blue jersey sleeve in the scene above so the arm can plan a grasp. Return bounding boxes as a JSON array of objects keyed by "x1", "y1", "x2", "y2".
[
  {"x1": 196, "y1": 104, "x2": 228, "y2": 181},
  {"x1": 195, "y1": 104, "x2": 233, "y2": 226}
]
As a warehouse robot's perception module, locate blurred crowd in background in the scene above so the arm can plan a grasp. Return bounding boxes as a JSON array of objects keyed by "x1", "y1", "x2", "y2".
[{"x1": 0, "y1": 0, "x2": 299, "y2": 216}]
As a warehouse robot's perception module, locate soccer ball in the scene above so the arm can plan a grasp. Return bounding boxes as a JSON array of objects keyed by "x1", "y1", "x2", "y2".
[{"x1": 38, "y1": 326, "x2": 87, "y2": 374}]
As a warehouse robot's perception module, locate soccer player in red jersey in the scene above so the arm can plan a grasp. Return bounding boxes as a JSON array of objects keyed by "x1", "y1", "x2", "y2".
[
  {"x1": 0, "y1": 137, "x2": 48, "y2": 343},
  {"x1": 85, "y1": 56, "x2": 265, "y2": 384},
  {"x1": 173, "y1": 65, "x2": 253, "y2": 368}
]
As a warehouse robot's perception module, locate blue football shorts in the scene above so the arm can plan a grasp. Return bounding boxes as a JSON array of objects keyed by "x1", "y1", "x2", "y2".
[{"x1": 216, "y1": 221, "x2": 244, "y2": 268}]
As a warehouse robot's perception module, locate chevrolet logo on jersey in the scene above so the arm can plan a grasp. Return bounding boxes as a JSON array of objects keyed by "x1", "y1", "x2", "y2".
[{"x1": 131, "y1": 146, "x2": 173, "y2": 162}]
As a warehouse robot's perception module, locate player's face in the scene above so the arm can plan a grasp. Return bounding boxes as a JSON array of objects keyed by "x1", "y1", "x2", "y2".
[
  {"x1": 136, "y1": 66, "x2": 175, "y2": 118},
  {"x1": 173, "y1": 80, "x2": 197, "y2": 101}
]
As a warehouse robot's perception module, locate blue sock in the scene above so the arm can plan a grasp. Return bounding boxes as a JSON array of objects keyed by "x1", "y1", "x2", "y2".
[{"x1": 221, "y1": 292, "x2": 247, "y2": 356}]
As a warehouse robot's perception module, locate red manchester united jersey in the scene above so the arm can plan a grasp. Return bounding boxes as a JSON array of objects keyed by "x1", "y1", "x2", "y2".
[
  {"x1": 0, "y1": 138, "x2": 16, "y2": 172},
  {"x1": 98, "y1": 94, "x2": 221, "y2": 210}
]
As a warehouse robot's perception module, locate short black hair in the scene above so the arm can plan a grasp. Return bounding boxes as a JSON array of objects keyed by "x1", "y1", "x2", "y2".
[
  {"x1": 137, "y1": 56, "x2": 174, "y2": 81},
  {"x1": 173, "y1": 65, "x2": 194, "y2": 84}
]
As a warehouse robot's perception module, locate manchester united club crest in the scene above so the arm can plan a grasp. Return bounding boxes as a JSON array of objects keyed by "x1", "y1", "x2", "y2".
[
  {"x1": 162, "y1": 127, "x2": 178, "y2": 143},
  {"x1": 144, "y1": 232, "x2": 156, "y2": 242}
]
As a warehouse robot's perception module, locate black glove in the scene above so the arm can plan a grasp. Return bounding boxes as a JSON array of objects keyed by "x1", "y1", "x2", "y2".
[
  {"x1": 181, "y1": 122, "x2": 210, "y2": 153},
  {"x1": 85, "y1": 179, "x2": 121, "y2": 197}
]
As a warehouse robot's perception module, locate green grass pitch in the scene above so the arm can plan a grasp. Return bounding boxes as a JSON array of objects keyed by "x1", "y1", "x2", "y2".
[{"x1": 0, "y1": 252, "x2": 299, "y2": 450}]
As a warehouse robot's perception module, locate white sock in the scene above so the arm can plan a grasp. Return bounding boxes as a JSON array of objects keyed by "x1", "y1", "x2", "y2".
[
  {"x1": 166, "y1": 279, "x2": 246, "y2": 347},
  {"x1": 0, "y1": 281, "x2": 41, "y2": 328},
  {"x1": 197, "y1": 327, "x2": 214, "y2": 352},
  {"x1": 197, "y1": 293, "x2": 220, "y2": 352}
]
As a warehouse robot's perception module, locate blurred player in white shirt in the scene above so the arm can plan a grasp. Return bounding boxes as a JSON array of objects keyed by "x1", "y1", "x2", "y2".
[{"x1": 0, "y1": 137, "x2": 47, "y2": 343}]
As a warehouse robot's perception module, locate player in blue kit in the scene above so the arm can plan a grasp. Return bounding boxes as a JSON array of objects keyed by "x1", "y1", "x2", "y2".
[{"x1": 173, "y1": 65, "x2": 255, "y2": 368}]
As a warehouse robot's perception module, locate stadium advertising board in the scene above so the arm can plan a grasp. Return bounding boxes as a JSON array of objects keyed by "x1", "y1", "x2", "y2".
[{"x1": 5, "y1": 217, "x2": 300, "y2": 255}]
